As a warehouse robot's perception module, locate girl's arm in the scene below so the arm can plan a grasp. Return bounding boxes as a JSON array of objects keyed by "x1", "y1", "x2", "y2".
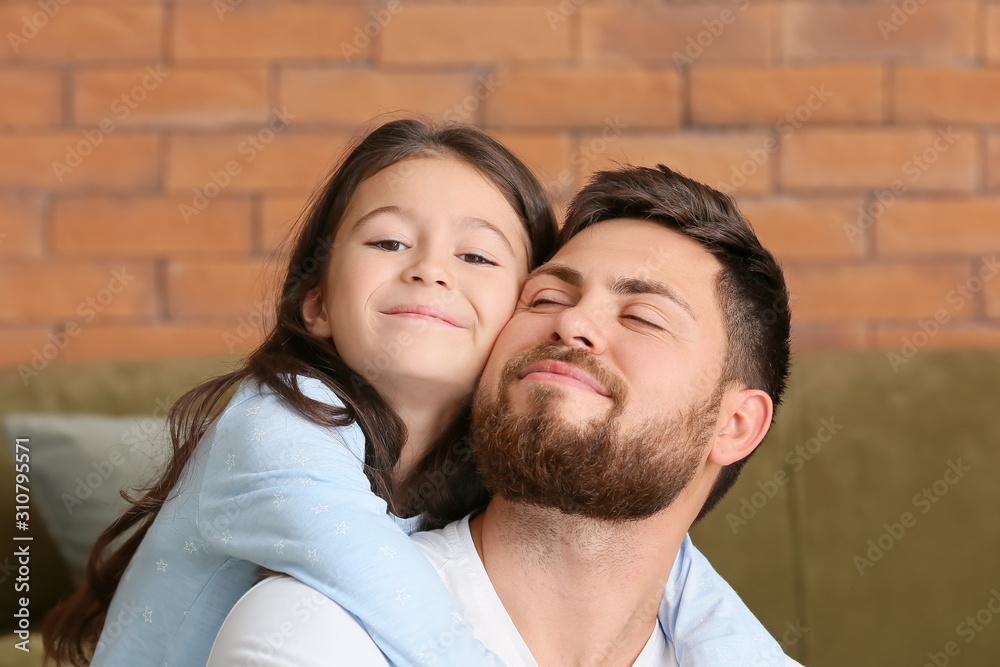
[
  {"x1": 659, "y1": 534, "x2": 787, "y2": 666},
  {"x1": 196, "y1": 379, "x2": 499, "y2": 666}
]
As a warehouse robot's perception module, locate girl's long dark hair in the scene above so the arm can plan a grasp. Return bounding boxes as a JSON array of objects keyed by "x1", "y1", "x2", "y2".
[{"x1": 43, "y1": 118, "x2": 557, "y2": 665}]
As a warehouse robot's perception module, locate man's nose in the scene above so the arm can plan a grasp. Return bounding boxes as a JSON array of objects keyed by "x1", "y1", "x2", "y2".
[{"x1": 549, "y1": 301, "x2": 606, "y2": 354}]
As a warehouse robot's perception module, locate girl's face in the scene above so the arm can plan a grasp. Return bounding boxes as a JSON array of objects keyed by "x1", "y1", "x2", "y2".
[{"x1": 303, "y1": 156, "x2": 531, "y2": 399}]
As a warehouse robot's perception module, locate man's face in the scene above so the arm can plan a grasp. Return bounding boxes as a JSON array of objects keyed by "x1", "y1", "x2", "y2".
[{"x1": 471, "y1": 219, "x2": 731, "y2": 520}]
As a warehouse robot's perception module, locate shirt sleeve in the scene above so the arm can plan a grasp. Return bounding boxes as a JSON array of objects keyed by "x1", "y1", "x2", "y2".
[
  {"x1": 195, "y1": 379, "x2": 501, "y2": 666},
  {"x1": 208, "y1": 576, "x2": 392, "y2": 667},
  {"x1": 658, "y1": 534, "x2": 787, "y2": 666}
]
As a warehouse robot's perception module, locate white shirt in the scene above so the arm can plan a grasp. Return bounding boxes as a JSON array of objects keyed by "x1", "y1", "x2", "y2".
[{"x1": 209, "y1": 515, "x2": 678, "y2": 666}]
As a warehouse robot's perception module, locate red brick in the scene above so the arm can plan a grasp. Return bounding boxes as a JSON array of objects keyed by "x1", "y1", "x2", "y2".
[
  {"x1": 875, "y1": 323, "x2": 1000, "y2": 351},
  {"x1": 894, "y1": 68, "x2": 1000, "y2": 125},
  {"x1": 261, "y1": 196, "x2": 308, "y2": 252},
  {"x1": 0, "y1": 328, "x2": 51, "y2": 368},
  {"x1": 790, "y1": 322, "x2": 870, "y2": 353},
  {"x1": 0, "y1": 6, "x2": 161, "y2": 61},
  {"x1": 783, "y1": 2, "x2": 976, "y2": 62},
  {"x1": 988, "y1": 133, "x2": 1000, "y2": 190},
  {"x1": 280, "y1": 70, "x2": 474, "y2": 125},
  {"x1": 75, "y1": 66, "x2": 268, "y2": 128},
  {"x1": 575, "y1": 132, "x2": 772, "y2": 196},
  {"x1": 173, "y1": 5, "x2": 365, "y2": 60},
  {"x1": 381, "y1": 6, "x2": 571, "y2": 65},
  {"x1": 0, "y1": 133, "x2": 159, "y2": 190},
  {"x1": 739, "y1": 198, "x2": 865, "y2": 261},
  {"x1": 988, "y1": 6, "x2": 1000, "y2": 63},
  {"x1": 0, "y1": 261, "x2": 156, "y2": 323},
  {"x1": 60, "y1": 324, "x2": 262, "y2": 363},
  {"x1": 580, "y1": 4, "x2": 773, "y2": 64},
  {"x1": 780, "y1": 128, "x2": 976, "y2": 192},
  {"x1": 877, "y1": 199, "x2": 1000, "y2": 257},
  {"x1": 485, "y1": 67, "x2": 680, "y2": 129},
  {"x1": 486, "y1": 131, "x2": 573, "y2": 200},
  {"x1": 167, "y1": 131, "x2": 347, "y2": 194},
  {"x1": 0, "y1": 68, "x2": 60, "y2": 126},
  {"x1": 51, "y1": 197, "x2": 253, "y2": 257},
  {"x1": 691, "y1": 66, "x2": 884, "y2": 125},
  {"x1": 0, "y1": 197, "x2": 43, "y2": 258},
  {"x1": 784, "y1": 263, "x2": 973, "y2": 322},
  {"x1": 167, "y1": 259, "x2": 275, "y2": 320}
]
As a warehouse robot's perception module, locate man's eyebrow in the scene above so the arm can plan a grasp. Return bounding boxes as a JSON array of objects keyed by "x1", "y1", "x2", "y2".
[
  {"x1": 525, "y1": 263, "x2": 583, "y2": 287},
  {"x1": 610, "y1": 276, "x2": 696, "y2": 322},
  {"x1": 458, "y1": 217, "x2": 515, "y2": 257}
]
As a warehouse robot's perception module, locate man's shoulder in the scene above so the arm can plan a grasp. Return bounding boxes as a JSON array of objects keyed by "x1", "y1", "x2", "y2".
[{"x1": 410, "y1": 514, "x2": 472, "y2": 568}]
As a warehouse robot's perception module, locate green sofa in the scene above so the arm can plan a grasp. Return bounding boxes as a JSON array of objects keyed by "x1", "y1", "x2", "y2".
[{"x1": 2, "y1": 349, "x2": 998, "y2": 667}]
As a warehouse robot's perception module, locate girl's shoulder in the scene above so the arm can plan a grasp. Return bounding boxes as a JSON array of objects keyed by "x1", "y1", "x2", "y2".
[{"x1": 226, "y1": 374, "x2": 348, "y2": 413}]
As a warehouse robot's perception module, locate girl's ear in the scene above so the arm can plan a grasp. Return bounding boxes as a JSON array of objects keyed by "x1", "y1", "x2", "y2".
[
  {"x1": 301, "y1": 286, "x2": 333, "y2": 339},
  {"x1": 707, "y1": 389, "x2": 773, "y2": 467}
]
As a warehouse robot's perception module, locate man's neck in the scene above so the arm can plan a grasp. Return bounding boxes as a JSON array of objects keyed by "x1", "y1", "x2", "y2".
[{"x1": 469, "y1": 498, "x2": 687, "y2": 667}]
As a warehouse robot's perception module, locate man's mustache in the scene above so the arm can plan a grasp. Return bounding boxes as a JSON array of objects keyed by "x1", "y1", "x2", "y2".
[{"x1": 499, "y1": 342, "x2": 628, "y2": 408}]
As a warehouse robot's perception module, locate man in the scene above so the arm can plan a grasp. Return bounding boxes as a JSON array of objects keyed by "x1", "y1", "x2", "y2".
[{"x1": 208, "y1": 165, "x2": 799, "y2": 666}]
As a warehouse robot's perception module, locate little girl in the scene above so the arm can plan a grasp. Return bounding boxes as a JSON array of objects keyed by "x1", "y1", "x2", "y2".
[{"x1": 44, "y1": 119, "x2": 780, "y2": 666}]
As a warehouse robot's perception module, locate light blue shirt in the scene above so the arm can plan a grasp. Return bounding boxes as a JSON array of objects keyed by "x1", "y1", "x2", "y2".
[{"x1": 94, "y1": 376, "x2": 785, "y2": 666}]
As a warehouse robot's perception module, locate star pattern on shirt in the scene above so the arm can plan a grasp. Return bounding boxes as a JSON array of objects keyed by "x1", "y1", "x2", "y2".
[
  {"x1": 183, "y1": 541, "x2": 198, "y2": 555},
  {"x1": 335, "y1": 521, "x2": 348, "y2": 534},
  {"x1": 274, "y1": 540, "x2": 285, "y2": 555},
  {"x1": 753, "y1": 632, "x2": 765, "y2": 645},
  {"x1": 251, "y1": 425, "x2": 265, "y2": 442},
  {"x1": 306, "y1": 549, "x2": 318, "y2": 566},
  {"x1": 451, "y1": 612, "x2": 463, "y2": 626},
  {"x1": 291, "y1": 450, "x2": 309, "y2": 466},
  {"x1": 699, "y1": 577, "x2": 713, "y2": 590},
  {"x1": 143, "y1": 607, "x2": 153, "y2": 623},
  {"x1": 380, "y1": 545, "x2": 396, "y2": 559},
  {"x1": 155, "y1": 559, "x2": 168, "y2": 572},
  {"x1": 311, "y1": 503, "x2": 329, "y2": 515},
  {"x1": 395, "y1": 588, "x2": 410, "y2": 605},
  {"x1": 716, "y1": 648, "x2": 730, "y2": 661},
  {"x1": 226, "y1": 453, "x2": 236, "y2": 470},
  {"x1": 221, "y1": 530, "x2": 233, "y2": 544},
  {"x1": 300, "y1": 477, "x2": 316, "y2": 485},
  {"x1": 273, "y1": 491, "x2": 286, "y2": 507},
  {"x1": 245, "y1": 404, "x2": 260, "y2": 415}
]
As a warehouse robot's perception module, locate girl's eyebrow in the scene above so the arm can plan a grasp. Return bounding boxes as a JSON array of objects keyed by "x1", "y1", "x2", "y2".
[
  {"x1": 348, "y1": 205, "x2": 403, "y2": 233},
  {"x1": 456, "y1": 217, "x2": 515, "y2": 256}
]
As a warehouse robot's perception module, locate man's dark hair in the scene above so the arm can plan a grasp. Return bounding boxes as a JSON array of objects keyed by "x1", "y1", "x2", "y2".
[{"x1": 559, "y1": 164, "x2": 791, "y2": 521}]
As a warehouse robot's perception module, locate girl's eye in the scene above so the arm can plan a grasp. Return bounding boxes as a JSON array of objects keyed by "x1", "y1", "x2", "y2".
[
  {"x1": 459, "y1": 253, "x2": 498, "y2": 266},
  {"x1": 369, "y1": 240, "x2": 405, "y2": 252}
]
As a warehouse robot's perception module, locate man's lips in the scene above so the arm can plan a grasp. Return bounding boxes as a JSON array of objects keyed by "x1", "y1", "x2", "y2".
[
  {"x1": 518, "y1": 359, "x2": 609, "y2": 396},
  {"x1": 381, "y1": 305, "x2": 461, "y2": 328}
]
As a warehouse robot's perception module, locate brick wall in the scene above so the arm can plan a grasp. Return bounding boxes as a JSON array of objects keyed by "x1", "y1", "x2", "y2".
[{"x1": 2, "y1": 0, "x2": 1000, "y2": 372}]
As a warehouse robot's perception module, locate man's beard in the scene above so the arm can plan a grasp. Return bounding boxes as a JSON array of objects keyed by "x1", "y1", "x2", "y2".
[{"x1": 470, "y1": 343, "x2": 722, "y2": 522}]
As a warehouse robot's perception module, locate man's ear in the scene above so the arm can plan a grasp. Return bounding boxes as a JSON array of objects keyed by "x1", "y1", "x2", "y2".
[
  {"x1": 708, "y1": 389, "x2": 773, "y2": 466},
  {"x1": 301, "y1": 286, "x2": 332, "y2": 339}
]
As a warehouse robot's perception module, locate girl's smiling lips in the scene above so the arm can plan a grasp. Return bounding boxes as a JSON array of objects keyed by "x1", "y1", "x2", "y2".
[
  {"x1": 518, "y1": 359, "x2": 609, "y2": 396},
  {"x1": 381, "y1": 305, "x2": 462, "y2": 328}
]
